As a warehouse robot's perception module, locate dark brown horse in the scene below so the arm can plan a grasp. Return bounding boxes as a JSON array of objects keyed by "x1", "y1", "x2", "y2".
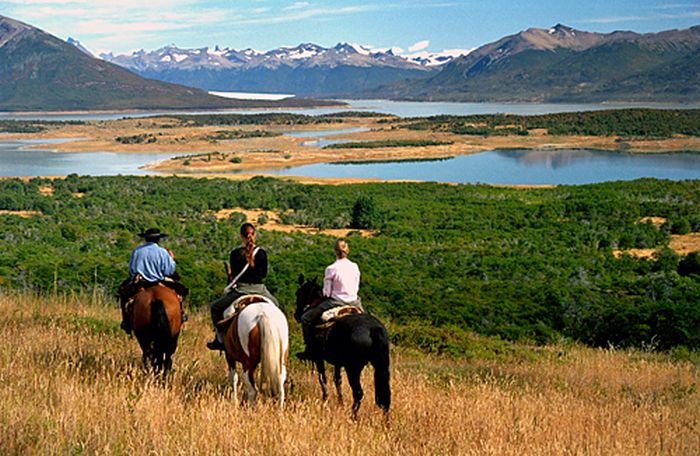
[{"x1": 131, "y1": 284, "x2": 182, "y2": 376}]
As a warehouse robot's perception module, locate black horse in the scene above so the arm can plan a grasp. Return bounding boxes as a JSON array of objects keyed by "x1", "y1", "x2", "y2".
[{"x1": 294, "y1": 274, "x2": 390, "y2": 415}]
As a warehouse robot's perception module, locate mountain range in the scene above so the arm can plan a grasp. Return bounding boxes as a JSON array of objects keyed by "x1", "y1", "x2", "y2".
[
  {"x1": 3, "y1": 13, "x2": 699, "y2": 109},
  {"x1": 98, "y1": 43, "x2": 471, "y2": 96},
  {"x1": 0, "y1": 15, "x2": 333, "y2": 111},
  {"x1": 367, "y1": 24, "x2": 700, "y2": 102}
]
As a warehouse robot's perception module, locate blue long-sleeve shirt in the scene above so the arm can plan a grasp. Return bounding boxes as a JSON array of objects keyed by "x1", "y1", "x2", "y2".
[{"x1": 128, "y1": 242, "x2": 176, "y2": 283}]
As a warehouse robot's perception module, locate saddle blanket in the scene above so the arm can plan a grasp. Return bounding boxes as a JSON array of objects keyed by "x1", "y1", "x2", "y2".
[
  {"x1": 223, "y1": 294, "x2": 275, "y2": 319},
  {"x1": 320, "y1": 305, "x2": 363, "y2": 323}
]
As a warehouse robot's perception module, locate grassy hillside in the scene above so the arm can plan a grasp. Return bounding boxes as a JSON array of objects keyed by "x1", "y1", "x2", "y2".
[
  {"x1": 0, "y1": 292, "x2": 697, "y2": 454},
  {"x1": 1, "y1": 176, "x2": 700, "y2": 350}
]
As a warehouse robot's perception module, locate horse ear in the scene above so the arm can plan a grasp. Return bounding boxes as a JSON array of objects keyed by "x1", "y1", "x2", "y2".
[
  {"x1": 312, "y1": 276, "x2": 319, "y2": 285},
  {"x1": 298, "y1": 273, "x2": 305, "y2": 286}
]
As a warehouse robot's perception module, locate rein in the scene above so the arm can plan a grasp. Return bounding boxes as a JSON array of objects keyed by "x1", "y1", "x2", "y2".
[{"x1": 301, "y1": 289, "x2": 324, "y2": 314}]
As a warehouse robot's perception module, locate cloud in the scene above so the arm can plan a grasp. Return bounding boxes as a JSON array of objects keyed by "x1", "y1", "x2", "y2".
[
  {"x1": 575, "y1": 11, "x2": 700, "y2": 25},
  {"x1": 1, "y1": 0, "x2": 462, "y2": 52},
  {"x1": 408, "y1": 40, "x2": 429, "y2": 52},
  {"x1": 652, "y1": 3, "x2": 698, "y2": 10},
  {"x1": 284, "y1": 1, "x2": 310, "y2": 10}
]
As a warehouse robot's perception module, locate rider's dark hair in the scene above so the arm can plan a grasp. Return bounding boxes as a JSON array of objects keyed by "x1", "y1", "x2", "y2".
[{"x1": 241, "y1": 223, "x2": 256, "y2": 267}]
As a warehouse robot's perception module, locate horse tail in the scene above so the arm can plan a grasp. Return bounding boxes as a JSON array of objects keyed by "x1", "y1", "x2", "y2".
[
  {"x1": 150, "y1": 299, "x2": 171, "y2": 355},
  {"x1": 370, "y1": 324, "x2": 391, "y2": 412},
  {"x1": 258, "y1": 311, "x2": 283, "y2": 399}
]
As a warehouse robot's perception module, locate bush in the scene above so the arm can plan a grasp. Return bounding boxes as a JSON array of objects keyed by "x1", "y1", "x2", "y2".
[
  {"x1": 679, "y1": 252, "x2": 700, "y2": 277},
  {"x1": 350, "y1": 196, "x2": 380, "y2": 229},
  {"x1": 671, "y1": 218, "x2": 692, "y2": 235}
]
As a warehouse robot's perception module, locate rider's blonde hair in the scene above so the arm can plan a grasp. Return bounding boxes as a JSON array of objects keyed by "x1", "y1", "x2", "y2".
[{"x1": 334, "y1": 239, "x2": 350, "y2": 259}]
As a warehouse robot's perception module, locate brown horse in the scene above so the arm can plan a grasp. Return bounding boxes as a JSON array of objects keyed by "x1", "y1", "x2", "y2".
[
  {"x1": 217, "y1": 301, "x2": 289, "y2": 407},
  {"x1": 131, "y1": 284, "x2": 182, "y2": 376}
]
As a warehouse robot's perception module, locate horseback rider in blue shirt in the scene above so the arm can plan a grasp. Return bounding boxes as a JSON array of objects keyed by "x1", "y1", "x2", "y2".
[{"x1": 118, "y1": 228, "x2": 188, "y2": 334}]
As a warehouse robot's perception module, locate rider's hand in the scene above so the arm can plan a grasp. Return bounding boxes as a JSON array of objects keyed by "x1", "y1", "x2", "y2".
[{"x1": 168, "y1": 249, "x2": 175, "y2": 259}]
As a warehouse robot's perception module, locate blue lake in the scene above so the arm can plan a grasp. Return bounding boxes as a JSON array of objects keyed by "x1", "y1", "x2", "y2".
[
  {"x1": 3, "y1": 137, "x2": 700, "y2": 184},
  {"x1": 248, "y1": 149, "x2": 700, "y2": 185},
  {"x1": 1, "y1": 99, "x2": 699, "y2": 121},
  {"x1": 2, "y1": 103, "x2": 700, "y2": 183},
  {"x1": 0, "y1": 139, "x2": 171, "y2": 177}
]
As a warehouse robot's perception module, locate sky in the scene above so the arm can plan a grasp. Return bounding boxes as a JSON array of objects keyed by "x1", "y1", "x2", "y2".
[{"x1": 1, "y1": 0, "x2": 699, "y2": 55}]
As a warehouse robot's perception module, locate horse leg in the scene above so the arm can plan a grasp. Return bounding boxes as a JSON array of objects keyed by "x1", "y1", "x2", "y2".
[
  {"x1": 315, "y1": 360, "x2": 328, "y2": 402},
  {"x1": 243, "y1": 368, "x2": 257, "y2": 406},
  {"x1": 151, "y1": 349, "x2": 163, "y2": 373},
  {"x1": 346, "y1": 365, "x2": 364, "y2": 418},
  {"x1": 228, "y1": 367, "x2": 239, "y2": 400},
  {"x1": 279, "y1": 363, "x2": 287, "y2": 409},
  {"x1": 163, "y1": 352, "x2": 173, "y2": 379},
  {"x1": 334, "y1": 365, "x2": 344, "y2": 405}
]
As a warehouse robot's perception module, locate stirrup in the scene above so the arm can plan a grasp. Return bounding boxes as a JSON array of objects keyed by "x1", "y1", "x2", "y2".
[
  {"x1": 207, "y1": 339, "x2": 224, "y2": 351},
  {"x1": 120, "y1": 320, "x2": 132, "y2": 335}
]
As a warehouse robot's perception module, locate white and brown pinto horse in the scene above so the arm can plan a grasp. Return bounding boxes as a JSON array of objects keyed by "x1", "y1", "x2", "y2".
[{"x1": 217, "y1": 298, "x2": 289, "y2": 407}]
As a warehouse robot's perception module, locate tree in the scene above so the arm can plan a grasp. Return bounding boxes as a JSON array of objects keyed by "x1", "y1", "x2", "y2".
[
  {"x1": 351, "y1": 196, "x2": 380, "y2": 229},
  {"x1": 679, "y1": 252, "x2": 700, "y2": 277}
]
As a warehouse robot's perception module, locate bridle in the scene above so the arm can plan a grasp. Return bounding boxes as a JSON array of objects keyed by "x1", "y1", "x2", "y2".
[{"x1": 298, "y1": 283, "x2": 324, "y2": 315}]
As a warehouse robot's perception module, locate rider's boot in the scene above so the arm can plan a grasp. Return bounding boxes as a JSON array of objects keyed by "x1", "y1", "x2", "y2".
[
  {"x1": 207, "y1": 330, "x2": 225, "y2": 351},
  {"x1": 180, "y1": 300, "x2": 188, "y2": 323},
  {"x1": 295, "y1": 324, "x2": 317, "y2": 361},
  {"x1": 120, "y1": 314, "x2": 132, "y2": 335}
]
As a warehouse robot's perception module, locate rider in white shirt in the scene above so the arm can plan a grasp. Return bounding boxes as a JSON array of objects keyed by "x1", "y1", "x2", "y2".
[{"x1": 297, "y1": 239, "x2": 363, "y2": 359}]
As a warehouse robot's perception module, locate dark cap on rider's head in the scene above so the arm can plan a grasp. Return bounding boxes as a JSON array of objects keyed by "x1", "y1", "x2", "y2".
[{"x1": 139, "y1": 227, "x2": 168, "y2": 242}]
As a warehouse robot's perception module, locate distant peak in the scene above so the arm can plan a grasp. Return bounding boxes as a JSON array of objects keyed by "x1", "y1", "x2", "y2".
[{"x1": 551, "y1": 23, "x2": 576, "y2": 34}]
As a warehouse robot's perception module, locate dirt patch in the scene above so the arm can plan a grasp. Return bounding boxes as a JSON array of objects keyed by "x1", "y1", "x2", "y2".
[
  {"x1": 212, "y1": 207, "x2": 375, "y2": 238},
  {"x1": 613, "y1": 232, "x2": 700, "y2": 259},
  {"x1": 38, "y1": 185, "x2": 54, "y2": 196},
  {"x1": 0, "y1": 210, "x2": 41, "y2": 218},
  {"x1": 639, "y1": 216, "x2": 667, "y2": 228},
  {"x1": 669, "y1": 233, "x2": 700, "y2": 256}
]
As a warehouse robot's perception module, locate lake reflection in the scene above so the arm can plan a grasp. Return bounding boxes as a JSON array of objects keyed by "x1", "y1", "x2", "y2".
[{"x1": 254, "y1": 149, "x2": 700, "y2": 185}]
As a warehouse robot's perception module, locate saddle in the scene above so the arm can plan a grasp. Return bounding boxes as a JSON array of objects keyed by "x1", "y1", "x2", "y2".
[
  {"x1": 217, "y1": 294, "x2": 274, "y2": 332},
  {"x1": 315, "y1": 305, "x2": 363, "y2": 330}
]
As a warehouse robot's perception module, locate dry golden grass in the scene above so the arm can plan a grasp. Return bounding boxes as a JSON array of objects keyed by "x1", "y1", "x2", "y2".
[
  {"x1": 0, "y1": 292, "x2": 698, "y2": 455},
  {"x1": 0, "y1": 210, "x2": 41, "y2": 218}
]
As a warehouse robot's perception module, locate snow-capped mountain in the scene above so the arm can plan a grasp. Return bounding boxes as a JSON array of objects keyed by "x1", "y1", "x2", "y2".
[
  {"x1": 405, "y1": 48, "x2": 475, "y2": 67},
  {"x1": 100, "y1": 41, "x2": 451, "y2": 72},
  {"x1": 366, "y1": 23, "x2": 700, "y2": 103},
  {"x1": 66, "y1": 37, "x2": 94, "y2": 57},
  {"x1": 97, "y1": 41, "x2": 466, "y2": 96}
]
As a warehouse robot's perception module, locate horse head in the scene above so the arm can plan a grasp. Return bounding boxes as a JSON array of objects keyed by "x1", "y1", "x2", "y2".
[{"x1": 294, "y1": 273, "x2": 322, "y2": 323}]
